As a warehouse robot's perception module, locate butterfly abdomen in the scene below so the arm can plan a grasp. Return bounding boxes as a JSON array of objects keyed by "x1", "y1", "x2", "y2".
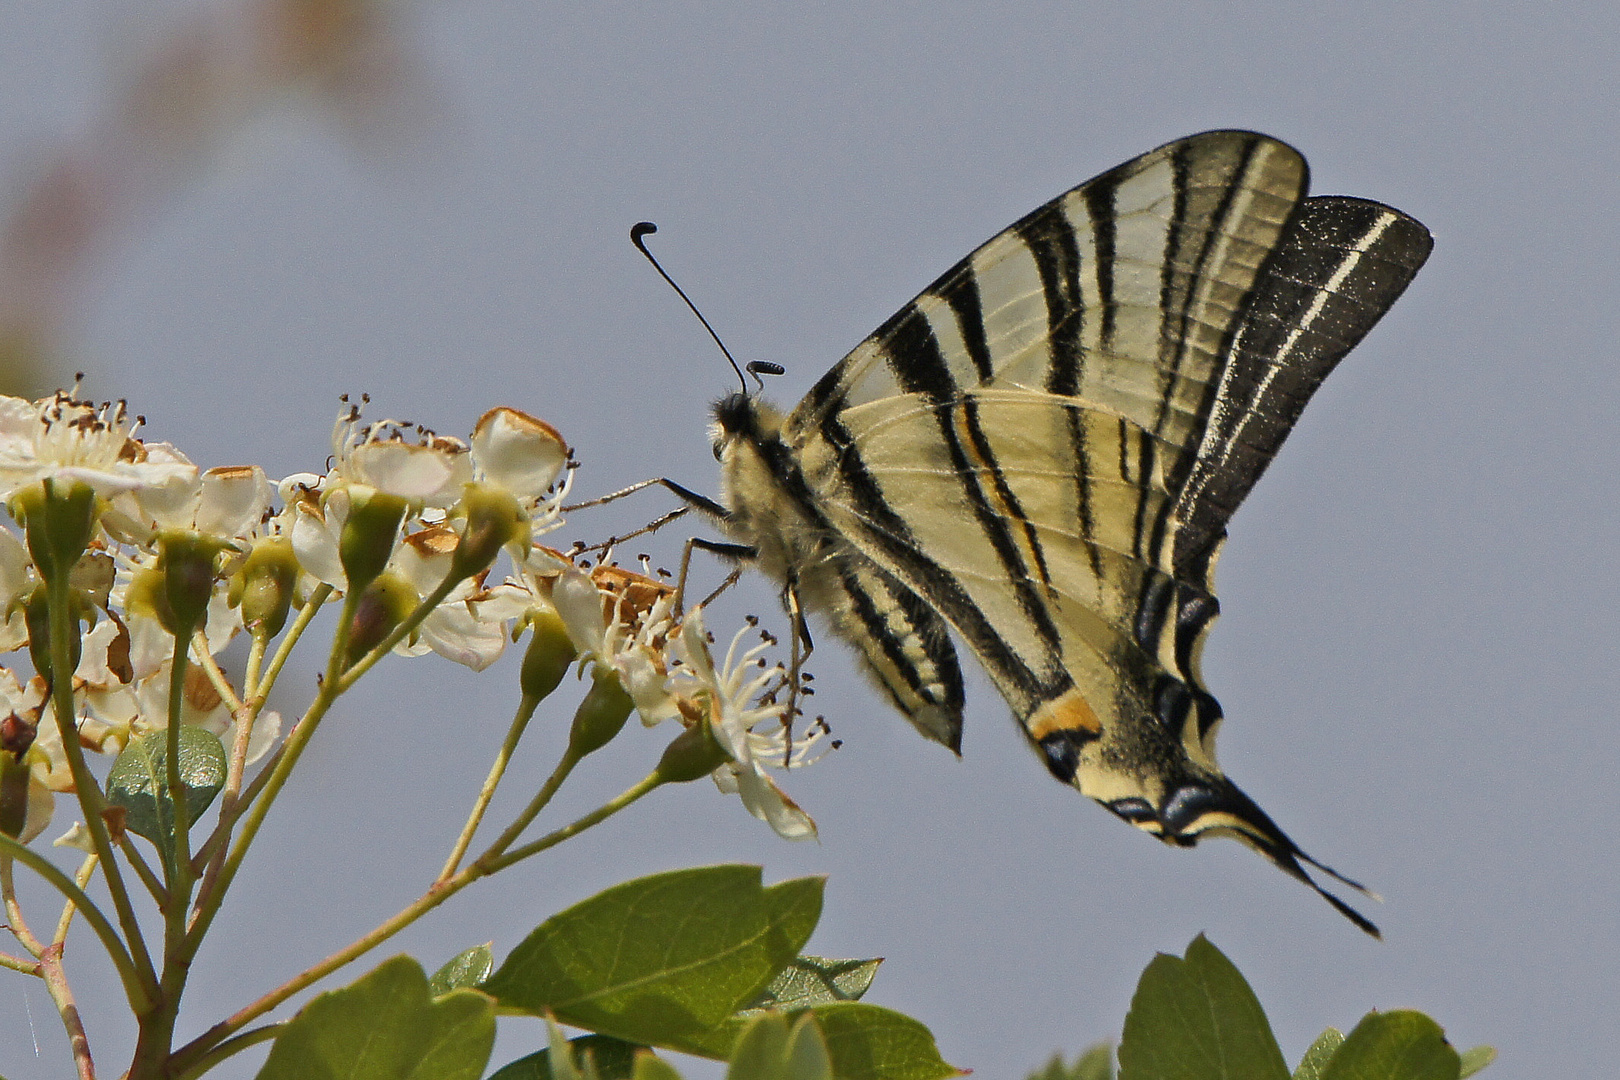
[{"x1": 715, "y1": 392, "x2": 969, "y2": 750}]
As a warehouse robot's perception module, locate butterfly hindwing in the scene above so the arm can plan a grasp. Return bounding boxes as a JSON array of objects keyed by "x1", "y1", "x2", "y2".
[{"x1": 710, "y1": 130, "x2": 1431, "y2": 934}]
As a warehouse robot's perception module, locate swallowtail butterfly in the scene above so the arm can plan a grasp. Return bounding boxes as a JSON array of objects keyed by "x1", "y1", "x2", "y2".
[{"x1": 688, "y1": 130, "x2": 1431, "y2": 935}]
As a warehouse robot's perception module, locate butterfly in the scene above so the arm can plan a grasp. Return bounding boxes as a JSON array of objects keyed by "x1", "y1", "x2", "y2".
[{"x1": 668, "y1": 130, "x2": 1431, "y2": 936}]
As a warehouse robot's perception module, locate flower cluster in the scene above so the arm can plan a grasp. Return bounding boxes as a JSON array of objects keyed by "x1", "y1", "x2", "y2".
[{"x1": 0, "y1": 384, "x2": 826, "y2": 845}]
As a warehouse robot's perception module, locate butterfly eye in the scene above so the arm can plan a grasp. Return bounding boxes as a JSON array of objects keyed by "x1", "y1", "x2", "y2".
[{"x1": 712, "y1": 440, "x2": 725, "y2": 462}]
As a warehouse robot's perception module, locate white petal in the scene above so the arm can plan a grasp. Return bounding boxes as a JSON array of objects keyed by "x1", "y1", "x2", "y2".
[
  {"x1": 551, "y1": 568, "x2": 606, "y2": 655},
  {"x1": 53, "y1": 820, "x2": 96, "y2": 853},
  {"x1": 471, "y1": 407, "x2": 568, "y2": 498},
  {"x1": 195, "y1": 465, "x2": 272, "y2": 538},
  {"x1": 347, "y1": 439, "x2": 471, "y2": 506},
  {"x1": 734, "y1": 767, "x2": 817, "y2": 841},
  {"x1": 290, "y1": 496, "x2": 346, "y2": 588},
  {"x1": 413, "y1": 603, "x2": 508, "y2": 671},
  {"x1": 244, "y1": 710, "x2": 283, "y2": 766}
]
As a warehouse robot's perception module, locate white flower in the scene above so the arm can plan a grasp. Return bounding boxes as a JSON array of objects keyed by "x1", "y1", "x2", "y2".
[
  {"x1": 1, "y1": 667, "x2": 56, "y2": 843},
  {"x1": 550, "y1": 562, "x2": 680, "y2": 725},
  {"x1": 330, "y1": 403, "x2": 472, "y2": 508},
  {"x1": 672, "y1": 607, "x2": 823, "y2": 842},
  {"x1": 102, "y1": 451, "x2": 272, "y2": 548},
  {"x1": 469, "y1": 407, "x2": 570, "y2": 510},
  {"x1": 0, "y1": 390, "x2": 192, "y2": 502},
  {"x1": 386, "y1": 524, "x2": 508, "y2": 671},
  {"x1": 0, "y1": 526, "x2": 35, "y2": 651}
]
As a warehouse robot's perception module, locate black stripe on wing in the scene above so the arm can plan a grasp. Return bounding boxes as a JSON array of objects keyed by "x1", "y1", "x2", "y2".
[
  {"x1": 1150, "y1": 134, "x2": 1274, "y2": 445},
  {"x1": 832, "y1": 557, "x2": 968, "y2": 751},
  {"x1": 812, "y1": 407, "x2": 1061, "y2": 717},
  {"x1": 880, "y1": 308, "x2": 1070, "y2": 665},
  {"x1": 1171, "y1": 197, "x2": 1434, "y2": 573}
]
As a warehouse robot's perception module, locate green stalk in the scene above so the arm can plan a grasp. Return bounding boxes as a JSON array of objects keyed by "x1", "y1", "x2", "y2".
[
  {"x1": 169, "y1": 768, "x2": 668, "y2": 1074},
  {"x1": 438, "y1": 690, "x2": 544, "y2": 880},
  {"x1": 0, "y1": 833, "x2": 145, "y2": 1009},
  {"x1": 42, "y1": 570, "x2": 158, "y2": 1008}
]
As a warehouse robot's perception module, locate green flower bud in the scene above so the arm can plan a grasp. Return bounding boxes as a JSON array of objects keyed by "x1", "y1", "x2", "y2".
[
  {"x1": 342, "y1": 571, "x2": 416, "y2": 669},
  {"x1": 230, "y1": 536, "x2": 299, "y2": 639},
  {"x1": 653, "y1": 717, "x2": 730, "y2": 785},
  {"x1": 157, "y1": 531, "x2": 230, "y2": 638},
  {"x1": 24, "y1": 585, "x2": 79, "y2": 685},
  {"x1": 13, "y1": 479, "x2": 96, "y2": 585},
  {"x1": 338, "y1": 488, "x2": 409, "y2": 594},
  {"x1": 450, "y1": 483, "x2": 527, "y2": 582},
  {"x1": 124, "y1": 566, "x2": 172, "y2": 633},
  {"x1": 567, "y1": 665, "x2": 633, "y2": 758},
  {"x1": 0, "y1": 752, "x2": 32, "y2": 839},
  {"x1": 520, "y1": 608, "x2": 576, "y2": 701}
]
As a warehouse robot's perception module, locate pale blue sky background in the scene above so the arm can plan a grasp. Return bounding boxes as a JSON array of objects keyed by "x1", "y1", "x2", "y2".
[{"x1": 2, "y1": 3, "x2": 1616, "y2": 1078}]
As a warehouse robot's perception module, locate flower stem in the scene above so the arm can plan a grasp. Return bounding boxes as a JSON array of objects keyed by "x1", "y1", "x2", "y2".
[
  {"x1": 0, "y1": 833, "x2": 144, "y2": 1010},
  {"x1": 42, "y1": 571, "x2": 158, "y2": 1008},
  {"x1": 52, "y1": 854, "x2": 100, "y2": 945},
  {"x1": 438, "y1": 690, "x2": 544, "y2": 880},
  {"x1": 248, "y1": 583, "x2": 332, "y2": 704},
  {"x1": 172, "y1": 1023, "x2": 285, "y2": 1080},
  {"x1": 169, "y1": 767, "x2": 667, "y2": 1074},
  {"x1": 38, "y1": 941, "x2": 97, "y2": 1080},
  {"x1": 479, "y1": 769, "x2": 664, "y2": 874}
]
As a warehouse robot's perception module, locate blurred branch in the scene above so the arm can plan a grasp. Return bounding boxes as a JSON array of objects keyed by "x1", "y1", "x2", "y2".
[{"x1": 0, "y1": 0, "x2": 426, "y2": 395}]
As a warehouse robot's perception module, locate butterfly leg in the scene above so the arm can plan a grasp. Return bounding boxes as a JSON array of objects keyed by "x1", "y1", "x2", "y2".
[
  {"x1": 562, "y1": 476, "x2": 728, "y2": 519},
  {"x1": 781, "y1": 580, "x2": 817, "y2": 767},
  {"x1": 568, "y1": 476, "x2": 734, "y2": 559},
  {"x1": 675, "y1": 535, "x2": 756, "y2": 614}
]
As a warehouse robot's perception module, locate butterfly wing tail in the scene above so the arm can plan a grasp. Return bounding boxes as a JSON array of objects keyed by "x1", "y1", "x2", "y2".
[{"x1": 1158, "y1": 776, "x2": 1382, "y2": 938}]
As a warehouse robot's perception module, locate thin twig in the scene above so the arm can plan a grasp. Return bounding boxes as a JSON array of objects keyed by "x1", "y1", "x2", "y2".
[{"x1": 438, "y1": 690, "x2": 544, "y2": 880}]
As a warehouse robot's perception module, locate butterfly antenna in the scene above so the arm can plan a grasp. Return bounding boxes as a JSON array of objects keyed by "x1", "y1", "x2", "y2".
[{"x1": 631, "y1": 222, "x2": 749, "y2": 393}]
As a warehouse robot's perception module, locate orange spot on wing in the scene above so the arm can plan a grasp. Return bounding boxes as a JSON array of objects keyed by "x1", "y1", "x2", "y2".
[{"x1": 1025, "y1": 688, "x2": 1102, "y2": 741}]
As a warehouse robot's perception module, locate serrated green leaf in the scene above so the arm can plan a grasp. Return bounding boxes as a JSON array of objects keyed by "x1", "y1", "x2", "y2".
[
  {"x1": 482, "y1": 865, "x2": 822, "y2": 1050},
  {"x1": 105, "y1": 726, "x2": 226, "y2": 856},
  {"x1": 1320, "y1": 1011, "x2": 1459, "y2": 1080},
  {"x1": 725, "y1": 1012, "x2": 834, "y2": 1080},
  {"x1": 1026, "y1": 1042, "x2": 1113, "y2": 1080},
  {"x1": 254, "y1": 955, "x2": 494, "y2": 1080},
  {"x1": 745, "y1": 956, "x2": 883, "y2": 1011},
  {"x1": 1458, "y1": 1045, "x2": 1495, "y2": 1077},
  {"x1": 1293, "y1": 1029, "x2": 1345, "y2": 1080},
  {"x1": 1117, "y1": 935, "x2": 1288, "y2": 1080},
  {"x1": 487, "y1": 1036, "x2": 646, "y2": 1080},
  {"x1": 431, "y1": 943, "x2": 495, "y2": 997}
]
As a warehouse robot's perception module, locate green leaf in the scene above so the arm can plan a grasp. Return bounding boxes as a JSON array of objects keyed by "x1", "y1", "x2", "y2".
[
  {"x1": 1027, "y1": 1043, "x2": 1114, "y2": 1080},
  {"x1": 725, "y1": 1012, "x2": 834, "y2": 1080},
  {"x1": 1320, "y1": 1011, "x2": 1460, "y2": 1080},
  {"x1": 254, "y1": 955, "x2": 494, "y2": 1080},
  {"x1": 1293, "y1": 1029, "x2": 1345, "y2": 1080},
  {"x1": 1458, "y1": 1046, "x2": 1496, "y2": 1077},
  {"x1": 1117, "y1": 935, "x2": 1288, "y2": 1080},
  {"x1": 745, "y1": 956, "x2": 883, "y2": 1011},
  {"x1": 633, "y1": 1053, "x2": 686, "y2": 1080},
  {"x1": 482, "y1": 866, "x2": 822, "y2": 1050},
  {"x1": 680, "y1": 1000, "x2": 957, "y2": 1077},
  {"x1": 105, "y1": 726, "x2": 226, "y2": 855},
  {"x1": 431, "y1": 943, "x2": 495, "y2": 997},
  {"x1": 487, "y1": 1036, "x2": 646, "y2": 1080},
  {"x1": 808, "y1": 1002, "x2": 962, "y2": 1080}
]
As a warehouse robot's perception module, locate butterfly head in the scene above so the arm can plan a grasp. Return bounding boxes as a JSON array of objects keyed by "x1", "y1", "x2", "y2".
[{"x1": 711, "y1": 391, "x2": 776, "y2": 454}]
